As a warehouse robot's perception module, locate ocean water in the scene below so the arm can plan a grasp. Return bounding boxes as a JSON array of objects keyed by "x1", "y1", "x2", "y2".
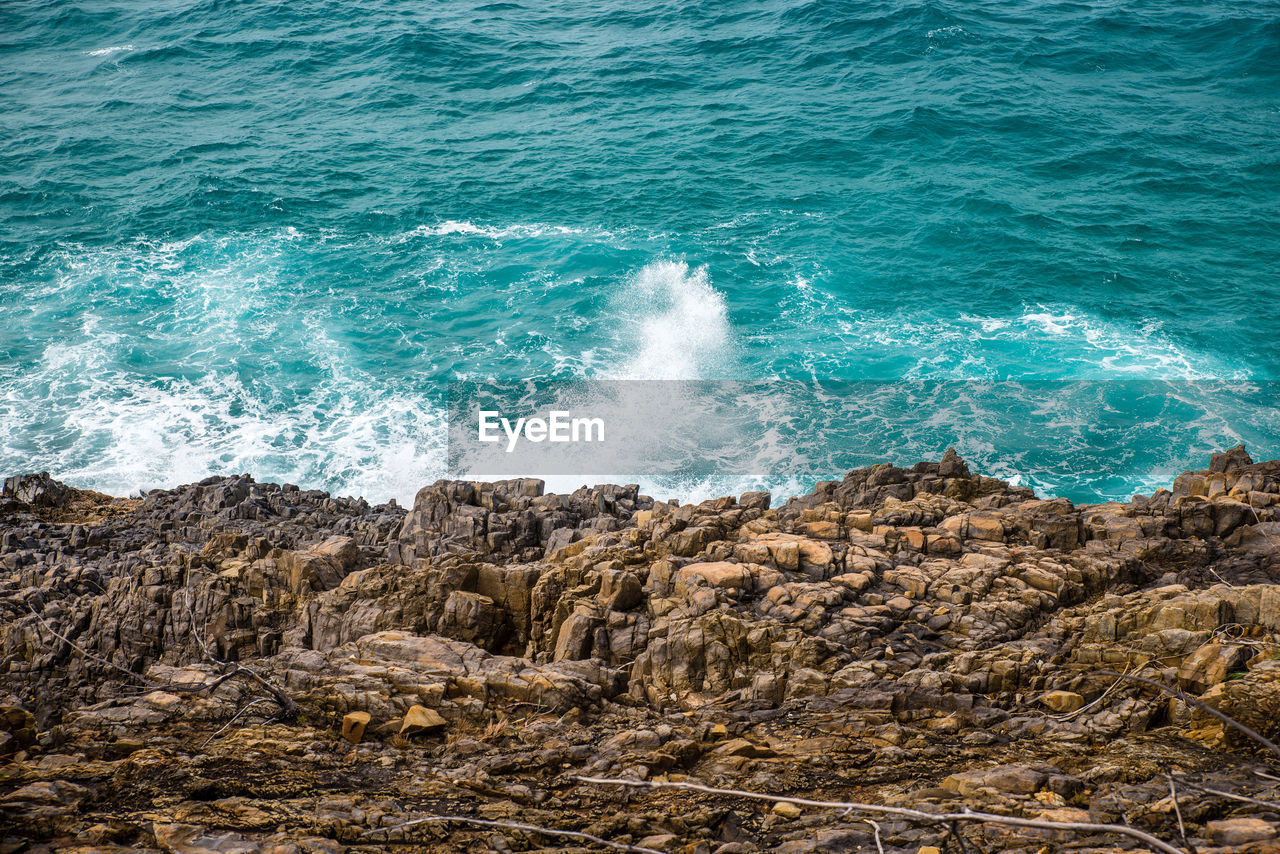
[{"x1": 2, "y1": 0, "x2": 1278, "y2": 505}]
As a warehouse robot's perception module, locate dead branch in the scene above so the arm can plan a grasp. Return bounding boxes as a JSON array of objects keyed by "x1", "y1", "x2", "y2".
[
  {"x1": 201, "y1": 697, "x2": 273, "y2": 749},
  {"x1": 574, "y1": 776, "x2": 1185, "y2": 854},
  {"x1": 863, "y1": 819, "x2": 885, "y2": 854},
  {"x1": 1172, "y1": 777, "x2": 1280, "y2": 812},
  {"x1": 183, "y1": 590, "x2": 299, "y2": 722},
  {"x1": 1165, "y1": 774, "x2": 1190, "y2": 854},
  {"x1": 1053, "y1": 662, "x2": 1150, "y2": 721},
  {"x1": 28, "y1": 605, "x2": 165, "y2": 688},
  {"x1": 360, "y1": 813, "x2": 664, "y2": 853},
  {"x1": 1095, "y1": 670, "x2": 1280, "y2": 760},
  {"x1": 28, "y1": 603, "x2": 298, "y2": 722}
]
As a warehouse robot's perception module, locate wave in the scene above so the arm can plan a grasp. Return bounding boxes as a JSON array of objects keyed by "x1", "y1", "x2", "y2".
[
  {"x1": 606, "y1": 260, "x2": 734, "y2": 381},
  {"x1": 2, "y1": 229, "x2": 1275, "y2": 508},
  {"x1": 86, "y1": 44, "x2": 135, "y2": 57},
  {"x1": 406, "y1": 220, "x2": 604, "y2": 242},
  {"x1": 0, "y1": 364, "x2": 446, "y2": 507}
]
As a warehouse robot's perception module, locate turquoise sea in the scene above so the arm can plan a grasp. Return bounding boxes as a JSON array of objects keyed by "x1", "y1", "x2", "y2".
[{"x1": 2, "y1": 0, "x2": 1278, "y2": 504}]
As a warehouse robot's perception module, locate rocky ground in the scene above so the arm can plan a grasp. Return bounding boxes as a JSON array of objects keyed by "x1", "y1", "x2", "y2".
[{"x1": 2, "y1": 448, "x2": 1280, "y2": 853}]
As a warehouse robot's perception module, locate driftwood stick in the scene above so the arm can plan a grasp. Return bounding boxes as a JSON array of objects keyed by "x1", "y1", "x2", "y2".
[
  {"x1": 1165, "y1": 774, "x2": 1190, "y2": 853},
  {"x1": 28, "y1": 606, "x2": 162, "y2": 687},
  {"x1": 1172, "y1": 778, "x2": 1280, "y2": 812},
  {"x1": 360, "y1": 813, "x2": 664, "y2": 853},
  {"x1": 1095, "y1": 670, "x2": 1280, "y2": 760},
  {"x1": 863, "y1": 819, "x2": 885, "y2": 854},
  {"x1": 200, "y1": 697, "x2": 273, "y2": 749},
  {"x1": 29, "y1": 602, "x2": 298, "y2": 722},
  {"x1": 184, "y1": 590, "x2": 299, "y2": 722},
  {"x1": 574, "y1": 776, "x2": 1185, "y2": 854}
]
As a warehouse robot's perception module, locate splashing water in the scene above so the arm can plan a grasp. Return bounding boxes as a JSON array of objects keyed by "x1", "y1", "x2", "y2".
[{"x1": 2, "y1": 0, "x2": 1279, "y2": 504}]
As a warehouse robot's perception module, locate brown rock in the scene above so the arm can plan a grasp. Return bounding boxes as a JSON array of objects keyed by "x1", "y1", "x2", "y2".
[
  {"x1": 1178, "y1": 643, "x2": 1248, "y2": 692},
  {"x1": 1206, "y1": 817, "x2": 1277, "y2": 846},
  {"x1": 942, "y1": 765, "x2": 1046, "y2": 795},
  {"x1": 400, "y1": 705, "x2": 447, "y2": 736},
  {"x1": 1040, "y1": 690, "x2": 1085, "y2": 714},
  {"x1": 341, "y1": 711, "x2": 371, "y2": 744}
]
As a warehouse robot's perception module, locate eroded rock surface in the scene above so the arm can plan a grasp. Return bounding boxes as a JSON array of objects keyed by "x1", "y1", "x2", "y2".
[{"x1": 2, "y1": 449, "x2": 1280, "y2": 852}]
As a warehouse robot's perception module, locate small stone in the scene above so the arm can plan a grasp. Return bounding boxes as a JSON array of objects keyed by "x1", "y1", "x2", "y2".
[
  {"x1": 771, "y1": 801, "x2": 802, "y2": 819},
  {"x1": 639, "y1": 834, "x2": 679, "y2": 850},
  {"x1": 1033, "y1": 790, "x2": 1066, "y2": 807},
  {"x1": 918, "y1": 848, "x2": 942, "y2": 854},
  {"x1": 341, "y1": 711, "x2": 371, "y2": 744},
  {"x1": 400, "y1": 705, "x2": 447, "y2": 736},
  {"x1": 1040, "y1": 691, "x2": 1085, "y2": 714}
]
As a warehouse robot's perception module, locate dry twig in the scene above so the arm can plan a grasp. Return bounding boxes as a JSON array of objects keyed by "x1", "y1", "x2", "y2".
[
  {"x1": 183, "y1": 591, "x2": 299, "y2": 721},
  {"x1": 360, "y1": 814, "x2": 663, "y2": 853},
  {"x1": 28, "y1": 600, "x2": 298, "y2": 723},
  {"x1": 574, "y1": 776, "x2": 1185, "y2": 854},
  {"x1": 1165, "y1": 774, "x2": 1190, "y2": 853},
  {"x1": 1173, "y1": 778, "x2": 1280, "y2": 812},
  {"x1": 201, "y1": 697, "x2": 273, "y2": 749},
  {"x1": 1095, "y1": 670, "x2": 1280, "y2": 760},
  {"x1": 863, "y1": 819, "x2": 885, "y2": 854}
]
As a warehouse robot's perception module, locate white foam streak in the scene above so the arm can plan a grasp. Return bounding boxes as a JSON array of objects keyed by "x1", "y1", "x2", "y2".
[{"x1": 87, "y1": 44, "x2": 134, "y2": 57}]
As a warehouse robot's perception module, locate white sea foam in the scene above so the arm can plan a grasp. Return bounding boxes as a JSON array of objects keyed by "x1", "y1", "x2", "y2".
[
  {"x1": 5, "y1": 233, "x2": 1268, "y2": 510},
  {"x1": 607, "y1": 260, "x2": 733, "y2": 381},
  {"x1": 409, "y1": 220, "x2": 596, "y2": 241},
  {"x1": 1, "y1": 234, "x2": 451, "y2": 505},
  {"x1": 1, "y1": 366, "x2": 448, "y2": 506},
  {"x1": 87, "y1": 44, "x2": 134, "y2": 57}
]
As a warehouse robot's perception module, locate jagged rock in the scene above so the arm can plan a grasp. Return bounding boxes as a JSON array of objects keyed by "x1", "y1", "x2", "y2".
[
  {"x1": 1178, "y1": 643, "x2": 1249, "y2": 692},
  {"x1": 3, "y1": 451, "x2": 1280, "y2": 851},
  {"x1": 2, "y1": 472, "x2": 71, "y2": 508}
]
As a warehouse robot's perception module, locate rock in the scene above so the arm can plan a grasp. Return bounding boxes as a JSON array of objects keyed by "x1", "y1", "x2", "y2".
[
  {"x1": 942, "y1": 765, "x2": 1046, "y2": 795},
  {"x1": 1210, "y1": 445, "x2": 1254, "y2": 473},
  {"x1": 2, "y1": 472, "x2": 71, "y2": 507},
  {"x1": 1206, "y1": 817, "x2": 1277, "y2": 846},
  {"x1": 1, "y1": 780, "x2": 91, "y2": 808},
  {"x1": 639, "y1": 833, "x2": 679, "y2": 850},
  {"x1": 1040, "y1": 691, "x2": 1085, "y2": 714},
  {"x1": 967, "y1": 514, "x2": 1005, "y2": 541},
  {"x1": 675, "y1": 562, "x2": 751, "y2": 593},
  {"x1": 0, "y1": 705, "x2": 36, "y2": 749},
  {"x1": 278, "y1": 536, "x2": 360, "y2": 594},
  {"x1": 771, "y1": 801, "x2": 802, "y2": 819},
  {"x1": 600, "y1": 569, "x2": 644, "y2": 611},
  {"x1": 2, "y1": 449, "x2": 1280, "y2": 851},
  {"x1": 153, "y1": 822, "x2": 261, "y2": 854},
  {"x1": 341, "y1": 711, "x2": 370, "y2": 744},
  {"x1": 1177, "y1": 643, "x2": 1248, "y2": 692},
  {"x1": 400, "y1": 705, "x2": 447, "y2": 736}
]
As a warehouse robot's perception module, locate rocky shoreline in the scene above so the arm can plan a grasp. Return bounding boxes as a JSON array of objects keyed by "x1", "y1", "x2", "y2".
[{"x1": 2, "y1": 449, "x2": 1279, "y2": 853}]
